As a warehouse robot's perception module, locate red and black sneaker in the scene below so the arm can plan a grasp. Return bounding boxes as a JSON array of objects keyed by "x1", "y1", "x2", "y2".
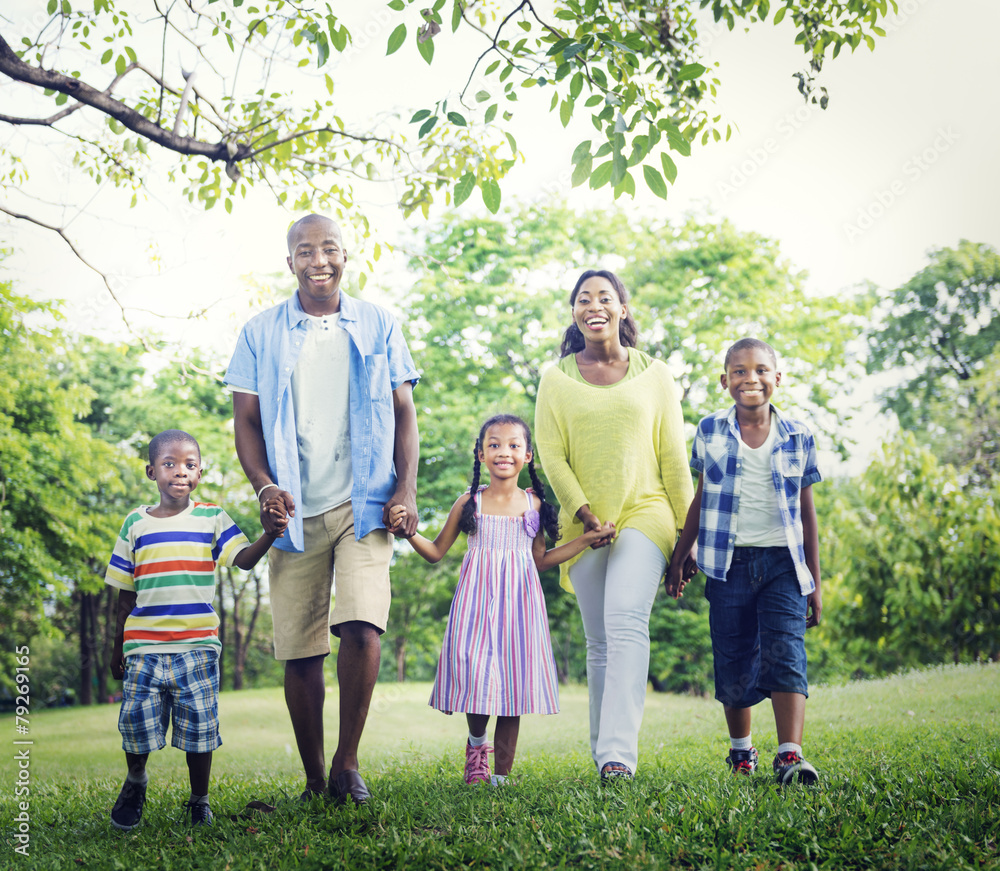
[
  {"x1": 725, "y1": 746, "x2": 759, "y2": 775},
  {"x1": 773, "y1": 750, "x2": 819, "y2": 785}
]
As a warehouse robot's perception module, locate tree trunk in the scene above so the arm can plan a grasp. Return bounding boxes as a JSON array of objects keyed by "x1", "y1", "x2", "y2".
[
  {"x1": 78, "y1": 591, "x2": 93, "y2": 706},
  {"x1": 395, "y1": 635, "x2": 406, "y2": 682}
]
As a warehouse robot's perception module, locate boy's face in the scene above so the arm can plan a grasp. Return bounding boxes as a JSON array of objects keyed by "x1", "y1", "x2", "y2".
[
  {"x1": 721, "y1": 347, "x2": 781, "y2": 412},
  {"x1": 146, "y1": 440, "x2": 202, "y2": 503}
]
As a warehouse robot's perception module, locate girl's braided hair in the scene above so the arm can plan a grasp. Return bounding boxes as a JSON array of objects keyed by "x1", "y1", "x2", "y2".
[{"x1": 458, "y1": 414, "x2": 561, "y2": 544}]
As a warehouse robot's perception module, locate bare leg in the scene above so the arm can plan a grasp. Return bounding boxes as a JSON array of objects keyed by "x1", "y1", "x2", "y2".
[
  {"x1": 328, "y1": 621, "x2": 380, "y2": 777},
  {"x1": 186, "y1": 751, "x2": 212, "y2": 796},
  {"x1": 466, "y1": 713, "x2": 490, "y2": 739},
  {"x1": 723, "y1": 705, "x2": 752, "y2": 740},
  {"x1": 285, "y1": 654, "x2": 327, "y2": 794},
  {"x1": 772, "y1": 691, "x2": 806, "y2": 746},
  {"x1": 493, "y1": 716, "x2": 520, "y2": 776}
]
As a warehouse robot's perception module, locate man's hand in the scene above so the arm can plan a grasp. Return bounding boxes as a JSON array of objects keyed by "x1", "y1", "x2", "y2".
[{"x1": 384, "y1": 488, "x2": 417, "y2": 538}]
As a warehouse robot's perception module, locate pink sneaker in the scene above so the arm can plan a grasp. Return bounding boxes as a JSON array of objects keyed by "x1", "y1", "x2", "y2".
[{"x1": 464, "y1": 740, "x2": 492, "y2": 785}]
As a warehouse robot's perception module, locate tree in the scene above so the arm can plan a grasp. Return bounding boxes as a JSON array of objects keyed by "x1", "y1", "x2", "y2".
[
  {"x1": 0, "y1": 277, "x2": 127, "y2": 696},
  {"x1": 2, "y1": 2, "x2": 893, "y2": 278},
  {"x1": 866, "y1": 240, "x2": 1000, "y2": 432},
  {"x1": 821, "y1": 434, "x2": 1000, "y2": 675}
]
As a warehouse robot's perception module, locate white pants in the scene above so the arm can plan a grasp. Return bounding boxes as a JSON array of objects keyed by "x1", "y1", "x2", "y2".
[{"x1": 570, "y1": 528, "x2": 665, "y2": 774}]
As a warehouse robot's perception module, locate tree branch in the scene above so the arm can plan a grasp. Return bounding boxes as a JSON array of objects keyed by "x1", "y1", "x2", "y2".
[{"x1": 0, "y1": 32, "x2": 242, "y2": 163}]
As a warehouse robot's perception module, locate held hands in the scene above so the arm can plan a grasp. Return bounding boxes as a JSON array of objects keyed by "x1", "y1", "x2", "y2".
[
  {"x1": 581, "y1": 520, "x2": 616, "y2": 548},
  {"x1": 386, "y1": 503, "x2": 414, "y2": 538},
  {"x1": 260, "y1": 493, "x2": 289, "y2": 538},
  {"x1": 577, "y1": 507, "x2": 615, "y2": 549},
  {"x1": 664, "y1": 548, "x2": 699, "y2": 599}
]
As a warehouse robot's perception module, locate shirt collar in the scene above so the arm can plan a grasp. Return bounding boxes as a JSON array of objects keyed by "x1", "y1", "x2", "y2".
[
  {"x1": 286, "y1": 289, "x2": 357, "y2": 328},
  {"x1": 726, "y1": 404, "x2": 792, "y2": 444}
]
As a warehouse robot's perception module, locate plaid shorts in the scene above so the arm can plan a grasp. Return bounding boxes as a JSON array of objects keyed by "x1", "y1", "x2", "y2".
[{"x1": 118, "y1": 648, "x2": 222, "y2": 754}]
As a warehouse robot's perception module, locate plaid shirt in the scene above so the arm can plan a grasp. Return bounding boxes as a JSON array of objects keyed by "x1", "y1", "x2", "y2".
[{"x1": 691, "y1": 406, "x2": 821, "y2": 594}]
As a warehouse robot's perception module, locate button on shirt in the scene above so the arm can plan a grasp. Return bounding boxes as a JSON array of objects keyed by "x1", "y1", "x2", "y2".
[
  {"x1": 224, "y1": 291, "x2": 419, "y2": 552},
  {"x1": 691, "y1": 406, "x2": 821, "y2": 594}
]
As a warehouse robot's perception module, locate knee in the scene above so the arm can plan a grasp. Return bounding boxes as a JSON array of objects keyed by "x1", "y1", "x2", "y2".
[
  {"x1": 285, "y1": 654, "x2": 326, "y2": 679},
  {"x1": 337, "y1": 621, "x2": 380, "y2": 652}
]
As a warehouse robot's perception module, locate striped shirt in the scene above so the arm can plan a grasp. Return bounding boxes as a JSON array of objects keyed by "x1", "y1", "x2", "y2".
[
  {"x1": 105, "y1": 502, "x2": 250, "y2": 657},
  {"x1": 691, "y1": 406, "x2": 822, "y2": 594}
]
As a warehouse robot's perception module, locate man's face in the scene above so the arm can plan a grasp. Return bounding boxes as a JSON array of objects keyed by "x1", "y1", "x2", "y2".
[{"x1": 286, "y1": 218, "x2": 348, "y2": 313}]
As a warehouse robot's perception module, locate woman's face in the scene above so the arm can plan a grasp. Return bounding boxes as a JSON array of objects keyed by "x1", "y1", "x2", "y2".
[{"x1": 572, "y1": 276, "x2": 627, "y2": 343}]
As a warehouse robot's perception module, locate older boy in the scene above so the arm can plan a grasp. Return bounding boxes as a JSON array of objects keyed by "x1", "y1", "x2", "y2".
[
  {"x1": 666, "y1": 338, "x2": 822, "y2": 784},
  {"x1": 106, "y1": 430, "x2": 285, "y2": 830}
]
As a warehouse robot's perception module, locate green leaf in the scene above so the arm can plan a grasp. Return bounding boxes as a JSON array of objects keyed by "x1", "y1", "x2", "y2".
[
  {"x1": 570, "y1": 71, "x2": 584, "y2": 100},
  {"x1": 388, "y1": 0, "x2": 404, "y2": 9},
  {"x1": 590, "y1": 160, "x2": 613, "y2": 189},
  {"x1": 411, "y1": 109, "x2": 431, "y2": 123},
  {"x1": 101, "y1": 49, "x2": 113, "y2": 64},
  {"x1": 418, "y1": 116, "x2": 438, "y2": 137},
  {"x1": 447, "y1": 111, "x2": 467, "y2": 127},
  {"x1": 571, "y1": 154, "x2": 592, "y2": 187},
  {"x1": 454, "y1": 172, "x2": 475, "y2": 206},
  {"x1": 386, "y1": 24, "x2": 406, "y2": 55},
  {"x1": 676, "y1": 63, "x2": 707, "y2": 82},
  {"x1": 417, "y1": 36, "x2": 434, "y2": 64},
  {"x1": 115, "y1": 54, "x2": 126, "y2": 75},
  {"x1": 481, "y1": 178, "x2": 501, "y2": 214},
  {"x1": 611, "y1": 149, "x2": 627, "y2": 186},
  {"x1": 660, "y1": 152, "x2": 677, "y2": 184},
  {"x1": 643, "y1": 165, "x2": 668, "y2": 199},
  {"x1": 571, "y1": 140, "x2": 592, "y2": 164},
  {"x1": 773, "y1": 6, "x2": 787, "y2": 25},
  {"x1": 452, "y1": 0, "x2": 463, "y2": 31},
  {"x1": 475, "y1": 90, "x2": 490, "y2": 103},
  {"x1": 484, "y1": 104, "x2": 498, "y2": 123},
  {"x1": 559, "y1": 98, "x2": 573, "y2": 128}
]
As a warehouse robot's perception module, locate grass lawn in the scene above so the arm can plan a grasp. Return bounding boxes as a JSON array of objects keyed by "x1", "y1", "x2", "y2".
[{"x1": 3, "y1": 663, "x2": 998, "y2": 869}]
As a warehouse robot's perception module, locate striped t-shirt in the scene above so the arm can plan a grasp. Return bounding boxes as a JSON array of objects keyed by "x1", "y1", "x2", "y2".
[{"x1": 105, "y1": 501, "x2": 250, "y2": 657}]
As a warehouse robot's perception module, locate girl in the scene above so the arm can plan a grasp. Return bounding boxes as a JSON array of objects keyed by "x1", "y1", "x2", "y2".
[{"x1": 390, "y1": 413, "x2": 613, "y2": 786}]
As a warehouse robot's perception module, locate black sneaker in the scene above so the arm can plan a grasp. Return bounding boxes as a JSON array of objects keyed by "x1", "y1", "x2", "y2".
[
  {"x1": 725, "y1": 746, "x2": 759, "y2": 775},
  {"x1": 111, "y1": 779, "x2": 147, "y2": 831},
  {"x1": 185, "y1": 799, "x2": 214, "y2": 826},
  {"x1": 773, "y1": 750, "x2": 819, "y2": 785}
]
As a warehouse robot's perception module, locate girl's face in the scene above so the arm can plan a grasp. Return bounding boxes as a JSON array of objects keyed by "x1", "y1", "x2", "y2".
[
  {"x1": 572, "y1": 275, "x2": 627, "y2": 344},
  {"x1": 478, "y1": 423, "x2": 531, "y2": 479}
]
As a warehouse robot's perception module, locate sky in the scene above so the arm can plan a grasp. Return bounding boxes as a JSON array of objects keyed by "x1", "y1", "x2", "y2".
[{"x1": 3, "y1": 0, "x2": 998, "y2": 470}]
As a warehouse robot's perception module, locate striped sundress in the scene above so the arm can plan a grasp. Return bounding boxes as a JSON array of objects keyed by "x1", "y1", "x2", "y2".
[{"x1": 428, "y1": 488, "x2": 560, "y2": 716}]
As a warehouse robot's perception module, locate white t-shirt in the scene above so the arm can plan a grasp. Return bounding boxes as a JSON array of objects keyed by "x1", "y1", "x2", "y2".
[
  {"x1": 734, "y1": 412, "x2": 787, "y2": 547},
  {"x1": 291, "y1": 313, "x2": 353, "y2": 517}
]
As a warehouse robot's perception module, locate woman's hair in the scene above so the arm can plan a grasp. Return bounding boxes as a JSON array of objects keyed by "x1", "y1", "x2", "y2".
[
  {"x1": 558, "y1": 269, "x2": 639, "y2": 358},
  {"x1": 458, "y1": 413, "x2": 561, "y2": 544}
]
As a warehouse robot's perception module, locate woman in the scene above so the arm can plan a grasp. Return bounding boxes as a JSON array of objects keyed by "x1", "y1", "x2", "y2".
[{"x1": 534, "y1": 269, "x2": 693, "y2": 780}]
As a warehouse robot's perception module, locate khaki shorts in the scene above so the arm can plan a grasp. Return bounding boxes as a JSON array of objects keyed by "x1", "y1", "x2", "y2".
[{"x1": 268, "y1": 501, "x2": 393, "y2": 661}]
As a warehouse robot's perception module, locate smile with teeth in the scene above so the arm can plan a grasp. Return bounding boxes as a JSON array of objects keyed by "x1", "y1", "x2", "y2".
[{"x1": 585, "y1": 316, "x2": 609, "y2": 327}]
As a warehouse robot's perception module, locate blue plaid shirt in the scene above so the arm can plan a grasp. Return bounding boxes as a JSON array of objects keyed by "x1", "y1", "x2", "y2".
[{"x1": 691, "y1": 406, "x2": 821, "y2": 593}]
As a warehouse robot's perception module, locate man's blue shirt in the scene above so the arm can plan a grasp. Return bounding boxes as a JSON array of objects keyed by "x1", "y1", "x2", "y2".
[
  {"x1": 691, "y1": 405, "x2": 821, "y2": 593},
  {"x1": 224, "y1": 291, "x2": 418, "y2": 552}
]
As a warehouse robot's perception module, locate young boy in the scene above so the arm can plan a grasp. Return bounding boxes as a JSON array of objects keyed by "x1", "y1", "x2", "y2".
[
  {"x1": 666, "y1": 338, "x2": 822, "y2": 784},
  {"x1": 105, "y1": 429, "x2": 287, "y2": 830}
]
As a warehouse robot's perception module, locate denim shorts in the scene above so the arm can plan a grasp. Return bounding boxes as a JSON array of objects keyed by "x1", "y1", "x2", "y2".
[
  {"x1": 705, "y1": 546, "x2": 809, "y2": 708},
  {"x1": 118, "y1": 648, "x2": 222, "y2": 754}
]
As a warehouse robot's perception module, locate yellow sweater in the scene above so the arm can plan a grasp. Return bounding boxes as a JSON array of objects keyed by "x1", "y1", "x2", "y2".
[{"x1": 534, "y1": 349, "x2": 694, "y2": 591}]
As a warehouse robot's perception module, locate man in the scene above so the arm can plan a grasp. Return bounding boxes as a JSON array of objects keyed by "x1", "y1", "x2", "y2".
[{"x1": 225, "y1": 214, "x2": 419, "y2": 804}]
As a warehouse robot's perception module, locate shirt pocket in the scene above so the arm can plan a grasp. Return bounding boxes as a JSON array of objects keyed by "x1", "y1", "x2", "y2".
[
  {"x1": 365, "y1": 353, "x2": 391, "y2": 402},
  {"x1": 776, "y1": 448, "x2": 804, "y2": 481},
  {"x1": 703, "y1": 441, "x2": 731, "y2": 485}
]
